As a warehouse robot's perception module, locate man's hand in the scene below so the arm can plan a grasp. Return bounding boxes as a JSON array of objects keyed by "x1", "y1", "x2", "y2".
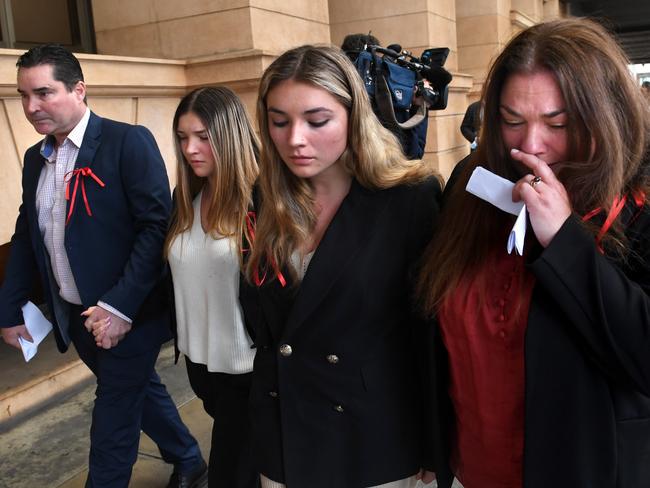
[
  {"x1": 1, "y1": 324, "x2": 33, "y2": 350},
  {"x1": 412, "y1": 79, "x2": 432, "y2": 107},
  {"x1": 81, "y1": 306, "x2": 132, "y2": 349}
]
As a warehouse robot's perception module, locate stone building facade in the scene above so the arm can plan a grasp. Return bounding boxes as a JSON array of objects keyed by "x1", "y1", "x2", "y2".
[{"x1": 0, "y1": 0, "x2": 565, "y2": 246}]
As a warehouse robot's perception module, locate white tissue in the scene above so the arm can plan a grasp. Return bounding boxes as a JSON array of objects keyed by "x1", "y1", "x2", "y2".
[{"x1": 466, "y1": 166, "x2": 528, "y2": 254}]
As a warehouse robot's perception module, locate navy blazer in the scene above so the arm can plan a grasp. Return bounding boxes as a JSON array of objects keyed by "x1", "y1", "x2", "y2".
[
  {"x1": 0, "y1": 112, "x2": 172, "y2": 355},
  {"x1": 240, "y1": 178, "x2": 445, "y2": 487}
]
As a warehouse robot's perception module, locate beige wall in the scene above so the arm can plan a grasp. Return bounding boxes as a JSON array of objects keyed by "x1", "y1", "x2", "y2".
[
  {"x1": 456, "y1": 0, "x2": 562, "y2": 98},
  {"x1": 92, "y1": 0, "x2": 254, "y2": 58},
  {"x1": 92, "y1": 0, "x2": 331, "y2": 58},
  {"x1": 0, "y1": 0, "x2": 567, "y2": 245},
  {"x1": 250, "y1": 0, "x2": 330, "y2": 52}
]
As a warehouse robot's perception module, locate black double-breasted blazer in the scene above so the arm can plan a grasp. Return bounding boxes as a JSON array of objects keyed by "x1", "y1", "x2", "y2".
[{"x1": 240, "y1": 177, "x2": 444, "y2": 488}]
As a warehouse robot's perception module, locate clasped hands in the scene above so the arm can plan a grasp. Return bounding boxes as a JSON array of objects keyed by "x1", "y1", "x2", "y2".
[
  {"x1": 510, "y1": 148, "x2": 572, "y2": 248},
  {"x1": 1, "y1": 305, "x2": 130, "y2": 351},
  {"x1": 82, "y1": 306, "x2": 131, "y2": 349}
]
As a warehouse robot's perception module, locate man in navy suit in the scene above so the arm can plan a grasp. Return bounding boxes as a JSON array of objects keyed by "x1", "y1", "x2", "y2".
[{"x1": 0, "y1": 44, "x2": 207, "y2": 488}]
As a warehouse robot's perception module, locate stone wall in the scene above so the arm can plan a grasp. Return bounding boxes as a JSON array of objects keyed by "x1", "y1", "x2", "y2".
[{"x1": 0, "y1": 0, "x2": 564, "y2": 245}]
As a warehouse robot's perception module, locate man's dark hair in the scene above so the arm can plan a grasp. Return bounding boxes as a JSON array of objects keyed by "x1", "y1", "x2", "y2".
[
  {"x1": 341, "y1": 33, "x2": 380, "y2": 62},
  {"x1": 16, "y1": 44, "x2": 84, "y2": 92}
]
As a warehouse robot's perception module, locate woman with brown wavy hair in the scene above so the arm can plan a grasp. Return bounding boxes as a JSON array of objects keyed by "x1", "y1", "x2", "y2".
[
  {"x1": 418, "y1": 18, "x2": 650, "y2": 488},
  {"x1": 165, "y1": 86, "x2": 259, "y2": 488},
  {"x1": 240, "y1": 45, "x2": 444, "y2": 487}
]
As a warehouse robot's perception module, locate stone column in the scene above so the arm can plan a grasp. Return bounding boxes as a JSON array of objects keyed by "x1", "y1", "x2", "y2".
[
  {"x1": 91, "y1": 0, "x2": 330, "y2": 59},
  {"x1": 90, "y1": 0, "x2": 331, "y2": 133},
  {"x1": 456, "y1": 0, "x2": 562, "y2": 99},
  {"x1": 456, "y1": 0, "x2": 512, "y2": 99}
]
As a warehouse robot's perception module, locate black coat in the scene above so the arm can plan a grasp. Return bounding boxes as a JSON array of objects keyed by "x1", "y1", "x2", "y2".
[
  {"x1": 433, "y1": 162, "x2": 650, "y2": 488},
  {"x1": 460, "y1": 101, "x2": 480, "y2": 144},
  {"x1": 240, "y1": 178, "x2": 445, "y2": 487}
]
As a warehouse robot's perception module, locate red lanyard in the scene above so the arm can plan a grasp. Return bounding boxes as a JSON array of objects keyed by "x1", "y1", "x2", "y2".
[
  {"x1": 64, "y1": 167, "x2": 105, "y2": 225},
  {"x1": 582, "y1": 189, "x2": 646, "y2": 253},
  {"x1": 245, "y1": 211, "x2": 287, "y2": 287}
]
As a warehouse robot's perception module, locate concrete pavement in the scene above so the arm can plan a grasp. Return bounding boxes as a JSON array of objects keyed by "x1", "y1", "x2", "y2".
[
  {"x1": 0, "y1": 340, "x2": 460, "y2": 487},
  {"x1": 0, "y1": 343, "x2": 212, "y2": 488}
]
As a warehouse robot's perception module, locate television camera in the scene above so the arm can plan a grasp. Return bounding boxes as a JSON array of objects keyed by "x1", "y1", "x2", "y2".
[{"x1": 351, "y1": 41, "x2": 452, "y2": 132}]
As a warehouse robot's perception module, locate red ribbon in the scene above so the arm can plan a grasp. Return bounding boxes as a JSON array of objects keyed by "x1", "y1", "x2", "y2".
[
  {"x1": 582, "y1": 189, "x2": 646, "y2": 253},
  {"x1": 245, "y1": 211, "x2": 287, "y2": 287},
  {"x1": 64, "y1": 167, "x2": 105, "y2": 225}
]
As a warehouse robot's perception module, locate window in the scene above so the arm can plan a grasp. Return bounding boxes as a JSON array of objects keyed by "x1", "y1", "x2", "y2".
[{"x1": 0, "y1": 0, "x2": 95, "y2": 53}]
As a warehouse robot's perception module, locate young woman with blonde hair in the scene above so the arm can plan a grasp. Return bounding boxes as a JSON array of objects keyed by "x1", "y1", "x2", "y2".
[
  {"x1": 240, "y1": 45, "x2": 445, "y2": 488},
  {"x1": 165, "y1": 86, "x2": 259, "y2": 488}
]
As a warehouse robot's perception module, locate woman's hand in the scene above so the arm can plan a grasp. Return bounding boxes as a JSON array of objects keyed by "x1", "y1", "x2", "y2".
[
  {"x1": 510, "y1": 148, "x2": 572, "y2": 247},
  {"x1": 82, "y1": 306, "x2": 132, "y2": 349},
  {"x1": 416, "y1": 468, "x2": 436, "y2": 484}
]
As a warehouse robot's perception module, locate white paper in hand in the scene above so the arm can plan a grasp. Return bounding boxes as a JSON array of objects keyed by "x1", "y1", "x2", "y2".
[
  {"x1": 465, "y1": 166, "x2": 524, "y2": 215},
  {"x1": 466, "y1": 166, "x2": 528, "y2": 254},
  {"x1": 507, "y1": 206, "x2": 527, "y2": 255},
  {"x1": 19, "y1": 301, "x2": 53, "y2": 362}
]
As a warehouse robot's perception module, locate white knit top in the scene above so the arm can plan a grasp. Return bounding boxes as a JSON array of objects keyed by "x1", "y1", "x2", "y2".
[{"x1": 168, "y1": 191, "x2": 255, "y2": 374}]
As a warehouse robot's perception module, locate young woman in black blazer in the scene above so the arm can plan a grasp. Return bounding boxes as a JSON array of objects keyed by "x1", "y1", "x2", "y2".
[
  {"x1": 418, "y1": 19, "x2": 650, "y2": 488},
  {"x1": 240, "y1": 45, "x2": 443, "y2": 487}
]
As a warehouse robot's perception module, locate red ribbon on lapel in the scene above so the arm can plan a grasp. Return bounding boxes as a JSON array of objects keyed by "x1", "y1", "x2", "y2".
[
  {"x1": 245, "y1": 211, "x2": 287, "y2": 287},
  {"x1": 582, "y1": 189, "x2": 646, "y2": 253},
  {"x1": 64, "y1": 167, "x2": 105, "y2": 225}
]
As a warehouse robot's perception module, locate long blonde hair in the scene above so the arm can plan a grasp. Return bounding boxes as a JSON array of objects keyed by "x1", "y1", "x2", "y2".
[
  {"x1": 418, "y1": 18, "x2": 650, "y2": 315},
  {"x1": 164, "y1": 87, "x2": 259, "y2": 265},
  {"x1": 245, "y1": 44, "x2": 436, "y2": 283}
]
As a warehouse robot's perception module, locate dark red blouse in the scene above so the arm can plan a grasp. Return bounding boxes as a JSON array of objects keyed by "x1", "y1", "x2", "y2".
[{"x1": 438, "y1": 252, "x2": 536, "y2": 488}]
